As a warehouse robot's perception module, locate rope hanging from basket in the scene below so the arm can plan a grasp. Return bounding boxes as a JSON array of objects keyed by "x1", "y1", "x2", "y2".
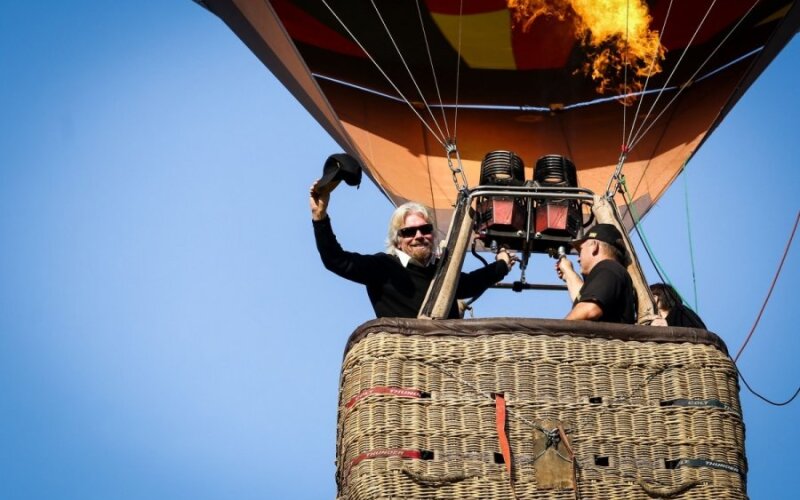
[{"x1": 734, "y1": 210, "x2": 799, "y2": 363}]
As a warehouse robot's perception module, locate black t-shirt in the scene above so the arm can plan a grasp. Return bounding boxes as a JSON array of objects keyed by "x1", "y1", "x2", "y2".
[{"x1": 576, "y1": 259, "x2": 636, "y2": 324}]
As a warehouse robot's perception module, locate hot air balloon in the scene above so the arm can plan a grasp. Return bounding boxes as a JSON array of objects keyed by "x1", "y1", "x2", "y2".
[
  {"x1": 197, "y1": 1, "x2": 798, "y2": 498},
  {"x1": 196, "y1": 0, "x2": 798, "y2": 229}
]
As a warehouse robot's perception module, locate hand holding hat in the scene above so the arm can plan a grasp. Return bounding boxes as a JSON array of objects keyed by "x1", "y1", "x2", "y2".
[
  {"x1": 310, "y1": 154, "x2": 363, "y2": 221},
  {"x1": 316, "y1": 153, "x2": 363, "y2": 192}
]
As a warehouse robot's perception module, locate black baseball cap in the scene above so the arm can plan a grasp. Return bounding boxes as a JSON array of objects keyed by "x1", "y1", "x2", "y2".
[
  {"x1": 571, "y1": 223, "x2": 626, "y2": 253},
  {"x1": 317, "y1": 153, "x2": 362, "y2": 190}
]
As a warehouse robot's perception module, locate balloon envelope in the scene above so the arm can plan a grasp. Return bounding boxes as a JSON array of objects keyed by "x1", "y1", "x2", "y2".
[{"x1": 199, "y1": 0, "x2": 799, "y2": 229}]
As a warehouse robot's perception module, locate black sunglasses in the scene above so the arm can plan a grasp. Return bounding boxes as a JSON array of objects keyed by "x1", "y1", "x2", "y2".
[{"x1": 397, "y1": 223, "x2": 434, "y2": 238}]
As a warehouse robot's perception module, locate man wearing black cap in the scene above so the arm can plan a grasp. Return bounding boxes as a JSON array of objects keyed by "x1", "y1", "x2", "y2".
[
  {"x1": 310, "y1": 154, "x2": 515, "y2": 319},
  {"x1": 555, "y1": 223, "x2": 636, "y2": 323}
]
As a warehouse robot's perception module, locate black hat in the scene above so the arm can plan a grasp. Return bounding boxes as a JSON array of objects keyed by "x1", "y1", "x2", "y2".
[
  {"x1": 317, "y1": 153, "x2": 362, "y2": 190},
  {"x1": 571, "y1": 223, "x2": 626, "y2": 253}
]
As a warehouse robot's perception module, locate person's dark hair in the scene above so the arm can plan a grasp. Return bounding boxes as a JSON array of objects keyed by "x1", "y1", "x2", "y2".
[{"x1": 650, "y1": 283, "x2": 680, "y2": 311}]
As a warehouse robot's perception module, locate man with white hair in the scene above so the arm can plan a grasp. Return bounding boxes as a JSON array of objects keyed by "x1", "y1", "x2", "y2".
[{"x1": 310, "y1": 179, "x2": 514, "y2": 318}]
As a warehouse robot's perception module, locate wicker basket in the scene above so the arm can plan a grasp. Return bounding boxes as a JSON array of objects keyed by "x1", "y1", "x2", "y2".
[{"x1": 336, "y1": 318, "x2": 746, "y2": 500}]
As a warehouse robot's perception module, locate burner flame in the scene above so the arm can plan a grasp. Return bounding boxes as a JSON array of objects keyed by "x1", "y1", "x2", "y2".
[{"x1": 509, "y1": 0, "x2": 666, "y2": 104}]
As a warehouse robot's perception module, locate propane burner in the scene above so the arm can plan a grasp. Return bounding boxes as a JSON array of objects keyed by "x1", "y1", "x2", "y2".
[
  {"x1": 532, "y1": 155, "x2": 581, "y2": 240},
  {"x1": 534, "y1": 155, "x2": 577, "y2": 188},
  {"x1": 475, "y1": 151, "x2": 528, "y2": 250},
  {"x1": 474, "y1": 152, "x2": 585, "y2": 254},
  {"x1": 479, "y1": 150, "x2": 525, "y2": 186}
]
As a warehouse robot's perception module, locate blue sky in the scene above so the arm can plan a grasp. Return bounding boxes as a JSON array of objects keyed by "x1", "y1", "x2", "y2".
[{"x1": 1, "y1": 2, "x2": 797, "y2": 499}]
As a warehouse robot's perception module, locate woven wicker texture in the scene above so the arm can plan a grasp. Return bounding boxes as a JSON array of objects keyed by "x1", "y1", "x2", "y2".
[{"x1": 336, "y1": 319, "x2": 745, "y2": 499}]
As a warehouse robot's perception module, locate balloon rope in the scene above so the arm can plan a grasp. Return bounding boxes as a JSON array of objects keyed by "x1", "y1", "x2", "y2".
[
  {"x1": 735, "y1": 362, "x2": 800, "y2": 407},
  {"x1": 624, "y1": 168, "x2": 701, "y2": 312},
  {"x1": 368, "y1": 0, "x2": 448, "y2": 142},
  {"x1": 622, "y1": 0, "x2": 629, "y2": 148},
  {"x1": 682, "y1": 170, "x2": 699, "y2": 311},
  {"x1": 318, "y1": 0, "x2": 446, "y2": 147},
  {"x1": 627, "y1": 0, "x2": 720, "y2": 149},
  {"x1": 619, "y1": 176, "x2": 674, "y2": 286},
  {"x1": 453, "y1": 0, "x2": 464, "y2": 139},
  {"x1": 618, "y1": 102, "x2": 681, "y2": 206},
  {"x1": 629, "y1": 0, "x2": 761, "y2": 150},
  {"x1": 610, "y1": 0, "x2": 671, "y2": 197},
  {"x1": 625, "y1": 0, "x2": 673, "y2": 148},
  {"x1": 415, "y1": 0, "x2": 451, "y2": 140},
  {"x1": 604, "y1": 152, "x2": 627, "y2": 198},
  {"x1": 734, "y1": 210, "x2": 799, "y2": 363}
]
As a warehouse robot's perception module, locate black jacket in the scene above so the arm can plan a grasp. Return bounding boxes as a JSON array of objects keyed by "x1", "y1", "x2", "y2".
[{"x1": 313, "y1": 217, "x2": 509, "y2": 318}]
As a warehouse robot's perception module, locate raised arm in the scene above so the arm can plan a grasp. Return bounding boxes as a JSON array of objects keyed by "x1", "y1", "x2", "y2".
[
  {"x1": 310, "y1": 179, "x2": 340, "y2": 221},
  {"x1": 556, "y1": 257, "x2": 582, "y2": 302}
]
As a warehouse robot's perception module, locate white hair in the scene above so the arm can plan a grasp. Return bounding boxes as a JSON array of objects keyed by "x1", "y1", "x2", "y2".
[{"x1": 385, "y1": 202, "x2": 438, "y2": 255}]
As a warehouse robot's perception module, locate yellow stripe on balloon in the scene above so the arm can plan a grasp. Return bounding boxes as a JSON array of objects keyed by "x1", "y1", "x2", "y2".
[{"x1": 430, "y1": 9, "x2": 516, "y2": 70}]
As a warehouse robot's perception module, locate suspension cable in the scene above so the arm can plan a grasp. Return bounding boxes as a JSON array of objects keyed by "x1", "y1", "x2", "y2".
[
  {"x1": 619, "y1": 176, "x2": 674, "y2": 286},
  {"x1": 621, "y1": 0, "x2": 630, "y2": 148},
  {"x1": 319, "y1": 0, "x2": 446, "y2": 148},
  {"x1": 627, "y1": 0, "x2": 721, "y2": 149},
  {"x1": 621, "y1": 1, "x2": 757, "y2": 209},
  {"x1": 368, "y1": 0, "x2": 447, "y2": 143},
  {"x1": 610, "y1": 0, "x2": 672, "y2": 199},
  {"x1": 629, "y1": 0, "x2": 761, "y2": 150},
  {"x1": 683, "y1": 170, "x2": 699, "y2": 311},
  {"x1": 625, "y1": 0, "x2": 674, "y2": 148},
  {"x1": 444, "y1": 0, "x2": 467, "y2": 192},
  {"x1": 733, "y1": 210, "x2": 799, "y2": 363},
  {"x1": 452, "y1": 0, "x2": 464, "y2": 139},
  {"x1": 415, "y1": 0, "x2": 451, "y2": 140},
  {"x1": 620, "y1": 168, "x2": 697, "y2": 305},
  {"x1": 604, "y1": 151, "x2": 628, "y2": 198}
]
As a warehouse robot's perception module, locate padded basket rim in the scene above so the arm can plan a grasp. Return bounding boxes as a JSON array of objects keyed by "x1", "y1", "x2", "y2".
[{"x1": 343, "y1": 318, "x2": 728, "y2": 359}]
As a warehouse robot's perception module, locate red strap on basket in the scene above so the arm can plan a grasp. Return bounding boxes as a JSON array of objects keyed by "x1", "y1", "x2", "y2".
[
  {"x1": 495, "y1": 393, "x2": 518, "y2": 498},
  {"x1": 344, "y1": 448, "x2": 425, "y2": 486},
  {"x1": 495, "y1": 394, "x2": 512, "y2": 474},
  {"x1": 350, "y1": 448, "x2": 423, "y2": 468},
  {"x1": 345, "y1": 386, "x2": 426, "y2": 410}
]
